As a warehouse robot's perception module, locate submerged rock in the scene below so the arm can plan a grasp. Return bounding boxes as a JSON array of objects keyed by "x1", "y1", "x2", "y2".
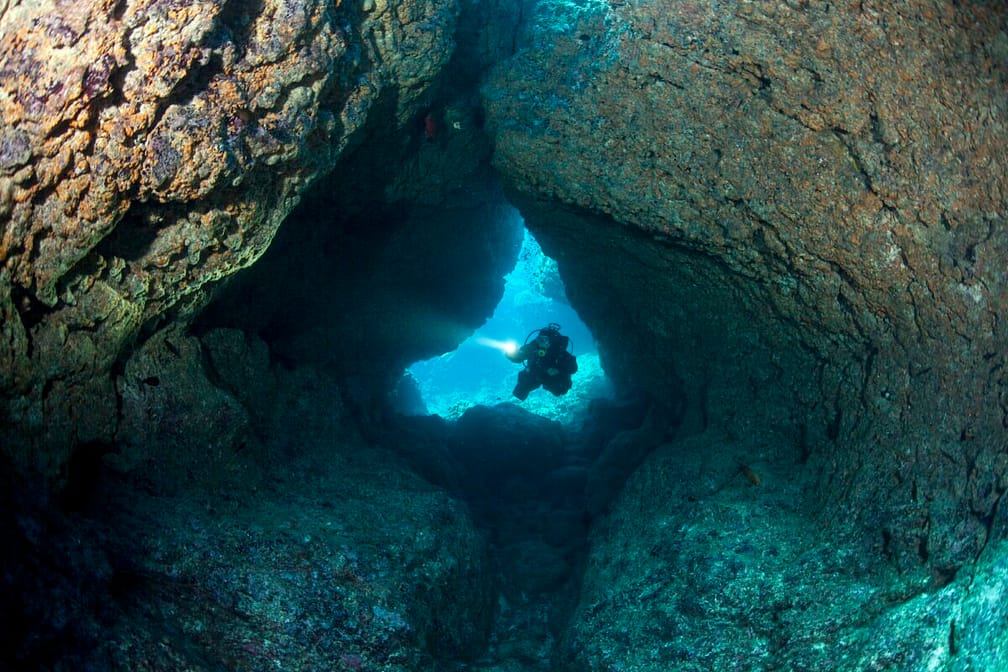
[
  {"x1": 564, "y1": 430, "x2": 1008, "y2": 671},
  {"x1": 4, "y1": 371, "x2": 495, "y2": 670},
  {"x1": 485, "y1": 0, "x2": 1007, "y2": 592},
  {"x1": 95, "y1": 448, "x2": 493, "y2": 671},
  {"x1": 0, "y1": 0, "x2": 462, "y2": 484},
  {"x1": 483, "y1": 1, "x2": 1007, "y2": 667}
]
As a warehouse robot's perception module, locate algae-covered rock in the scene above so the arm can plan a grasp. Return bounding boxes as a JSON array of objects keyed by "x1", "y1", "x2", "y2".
[
  {"x1": 565, "y1": 429, "x2": 1007, "y2": 671},
  {"x1": 0, "y1": 0, "x2": 461, "y2": 484},
  {"x1": 10, "y1": 445, "x2": 494, "y2": 670},
  {"x1": 111, "y1": 327, "x2": 260, "y2": 494},
  {"x1": 110, "y1": 455, "x2": 493, "y2": 670},
  {"x1": 485, "y1": 0, "x2": 1007, "y2": 581}
]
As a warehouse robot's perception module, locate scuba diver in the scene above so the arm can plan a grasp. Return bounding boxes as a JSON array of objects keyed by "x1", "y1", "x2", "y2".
[{"x1": 506, "y1": 323, "x2": 578, "y2": 401}]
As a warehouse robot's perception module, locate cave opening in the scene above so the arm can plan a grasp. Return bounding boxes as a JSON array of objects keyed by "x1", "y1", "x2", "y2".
[
  {"x1": 187, "y1": 171, "x2": 656, "y2": 667},
  {"x1": 401, "y1": 210, "x2": 612, "y2": 424}
]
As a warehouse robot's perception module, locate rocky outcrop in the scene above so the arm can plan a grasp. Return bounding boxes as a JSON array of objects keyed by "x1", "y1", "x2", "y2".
[
  {"x1": 0, "y1": 0, "x2": 461, "y2": 482},
  {"x1": 383, "y1": 403, "x2": 598, "y2": 667},
  {"x1": 563, "y1": 429, "x2": 1008, "y2": 671},
  {"x1": 3, "y1": 323, "x2": 497, "y2": 669},
  {"x1": 8, "y1": 440, "x2": 495, "y2": 671},
  {"x1": 96, "y1": 454, "x2": 494, "y2": 671},
  {"x1": 485, "y1": 0, "x2": 1007, "y2": 575}
]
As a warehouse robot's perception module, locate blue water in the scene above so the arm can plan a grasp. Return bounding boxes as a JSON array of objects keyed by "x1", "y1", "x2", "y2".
[{"x1": 405, "y1": 217, "x2": 611, "y2": 423}]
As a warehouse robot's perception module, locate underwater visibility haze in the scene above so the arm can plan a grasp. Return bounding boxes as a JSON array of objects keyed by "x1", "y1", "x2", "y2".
[{"x1": 406, "y1": 221, "x2": 611, "y2": 424}]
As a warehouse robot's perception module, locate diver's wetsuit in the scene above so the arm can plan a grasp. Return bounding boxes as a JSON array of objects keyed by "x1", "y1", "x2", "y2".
[{"x1": 507, "y1": 330, "x2": 578, "y2": 400}]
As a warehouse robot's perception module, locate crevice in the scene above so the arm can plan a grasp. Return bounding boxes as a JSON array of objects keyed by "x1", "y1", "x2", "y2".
[
  {"x1": 831, "y1": 126, "x2": 877, "y2": 195},
  {"x1": 10, "y1": 285, "x2": 51, "y2": 357},
  {"x1": 868, "y1": 110, "x2": 895, "y2": 152},
  {"x1": 170, "y1": 52, "x2": 225, "y2": 109},
  {"x1": 738, "y1": 60, "x2": 772, "y2": 94},
  {"x1": 645, "y1": 70, "x2": 685, "y2": 90},
  {"x1": 58, "y1": 440, "x2": 116, "y2": 513},
  {"x1": 110, "y1": 0, "x2": 127, "y2": 21},
  {"x1": 94, "y1": 204, "x2": 160, "y2": 264},
  {"x1": 107, "y1": 41, "x2": 136, "y2": 147},
  {"x1": 214, "y1": 0, "x2": 266, "y2": 63},
  {"x1": 834, "y1": 289, "x2": 861, "y2": 331},
  {"x1": 796, "y1": 422, "x2": 811, "y2": 463},
  {"x1": 916, "y1": 526, "x2": 929, "y2": 563},
  {"x1": 862, "y1": 345, "x2": 878, "y2": 398},
  {"x1": 975, "y1": 486, "x2": 1006, "y2": 563},
  {"x1": 880, "y1": 527, "x2": 894, "y2": 563},
  {"x1": 509, "y1": 1, "x2": 525, "y2": 56}
]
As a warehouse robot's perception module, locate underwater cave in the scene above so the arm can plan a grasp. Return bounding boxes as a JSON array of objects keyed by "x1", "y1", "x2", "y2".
[{"x1": 1, "y1": 0, "x2": 1006, "y2": 670}]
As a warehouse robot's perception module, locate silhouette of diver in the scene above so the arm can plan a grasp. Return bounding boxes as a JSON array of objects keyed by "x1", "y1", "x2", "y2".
[{"x1": 505, "y1": 323, "x2": 578, "y2": 401}]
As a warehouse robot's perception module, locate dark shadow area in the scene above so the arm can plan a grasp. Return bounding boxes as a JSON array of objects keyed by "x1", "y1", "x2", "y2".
[
  {"x1": 0, "y1": 454, "x2": 114, "y2": 672},
  {"x1": 92, "y1": 204, "x2": 171, "y2": 264},
  {"x1": 380, "y1": 392, "x2": 676, "y2": 668},
  {"x1": 194, "y1": 181, "x2": 523, "y2": 439}
]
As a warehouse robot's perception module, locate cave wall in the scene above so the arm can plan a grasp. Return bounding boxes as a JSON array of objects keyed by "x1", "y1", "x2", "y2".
[
  {"x1": 484, "y1": 0, "x2": 1007, "y2": 571},
  {"x1": 195, "y1": 0, "x2": 528, "y2": 430},
  {"x1": 0, "y1": 0, "x2": 1004, "y2": 666},
  {"x1": 0, "y1": 0, "x2": 1001, "y2": 590},
  {"x1": 515, "y1": 197, "x2": 818, "y2": 457},
  {"x1": 196, "y1": 173, "x2": 524, "y2": 433},
  {"x1": 0, "y1": 0, "x2": 464, "y2": 483}
]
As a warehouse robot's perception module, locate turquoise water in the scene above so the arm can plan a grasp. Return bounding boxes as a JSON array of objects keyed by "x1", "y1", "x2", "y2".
[{"x1": 406, "y1": 216, "x2": 611, "y2": 424}]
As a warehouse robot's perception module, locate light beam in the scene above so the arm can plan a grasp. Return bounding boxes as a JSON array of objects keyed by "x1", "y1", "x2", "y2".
[{"x1": 476, "y1": 337, "x2": 518, "y2": 356}]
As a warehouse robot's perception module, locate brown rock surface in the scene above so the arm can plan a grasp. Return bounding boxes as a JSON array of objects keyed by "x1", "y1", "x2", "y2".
[
  {"x1": 0, "y1": 0, "x2": 460, "y2": 481},
  {"x1": 484, "y1": 0, "x2": 1007, "y2": 571}
]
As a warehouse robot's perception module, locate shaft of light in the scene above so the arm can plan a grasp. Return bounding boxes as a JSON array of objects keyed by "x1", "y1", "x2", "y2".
[{"x1": 476, "y1": 337, "x2": 518, "y2": 355}]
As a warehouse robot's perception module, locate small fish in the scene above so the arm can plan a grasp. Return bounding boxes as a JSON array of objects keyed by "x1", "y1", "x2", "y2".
[
  {"x1": 739, "y1": 464, "x2": 761, "y2": 486},
  {"x1": 424, "y1": 112, "x2": 437, "y2": 141}
]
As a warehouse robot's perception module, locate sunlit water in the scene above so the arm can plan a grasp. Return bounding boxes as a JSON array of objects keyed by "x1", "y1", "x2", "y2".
[{"x1": 406, "y1": 219, "x2": 611, "y2": 426}]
